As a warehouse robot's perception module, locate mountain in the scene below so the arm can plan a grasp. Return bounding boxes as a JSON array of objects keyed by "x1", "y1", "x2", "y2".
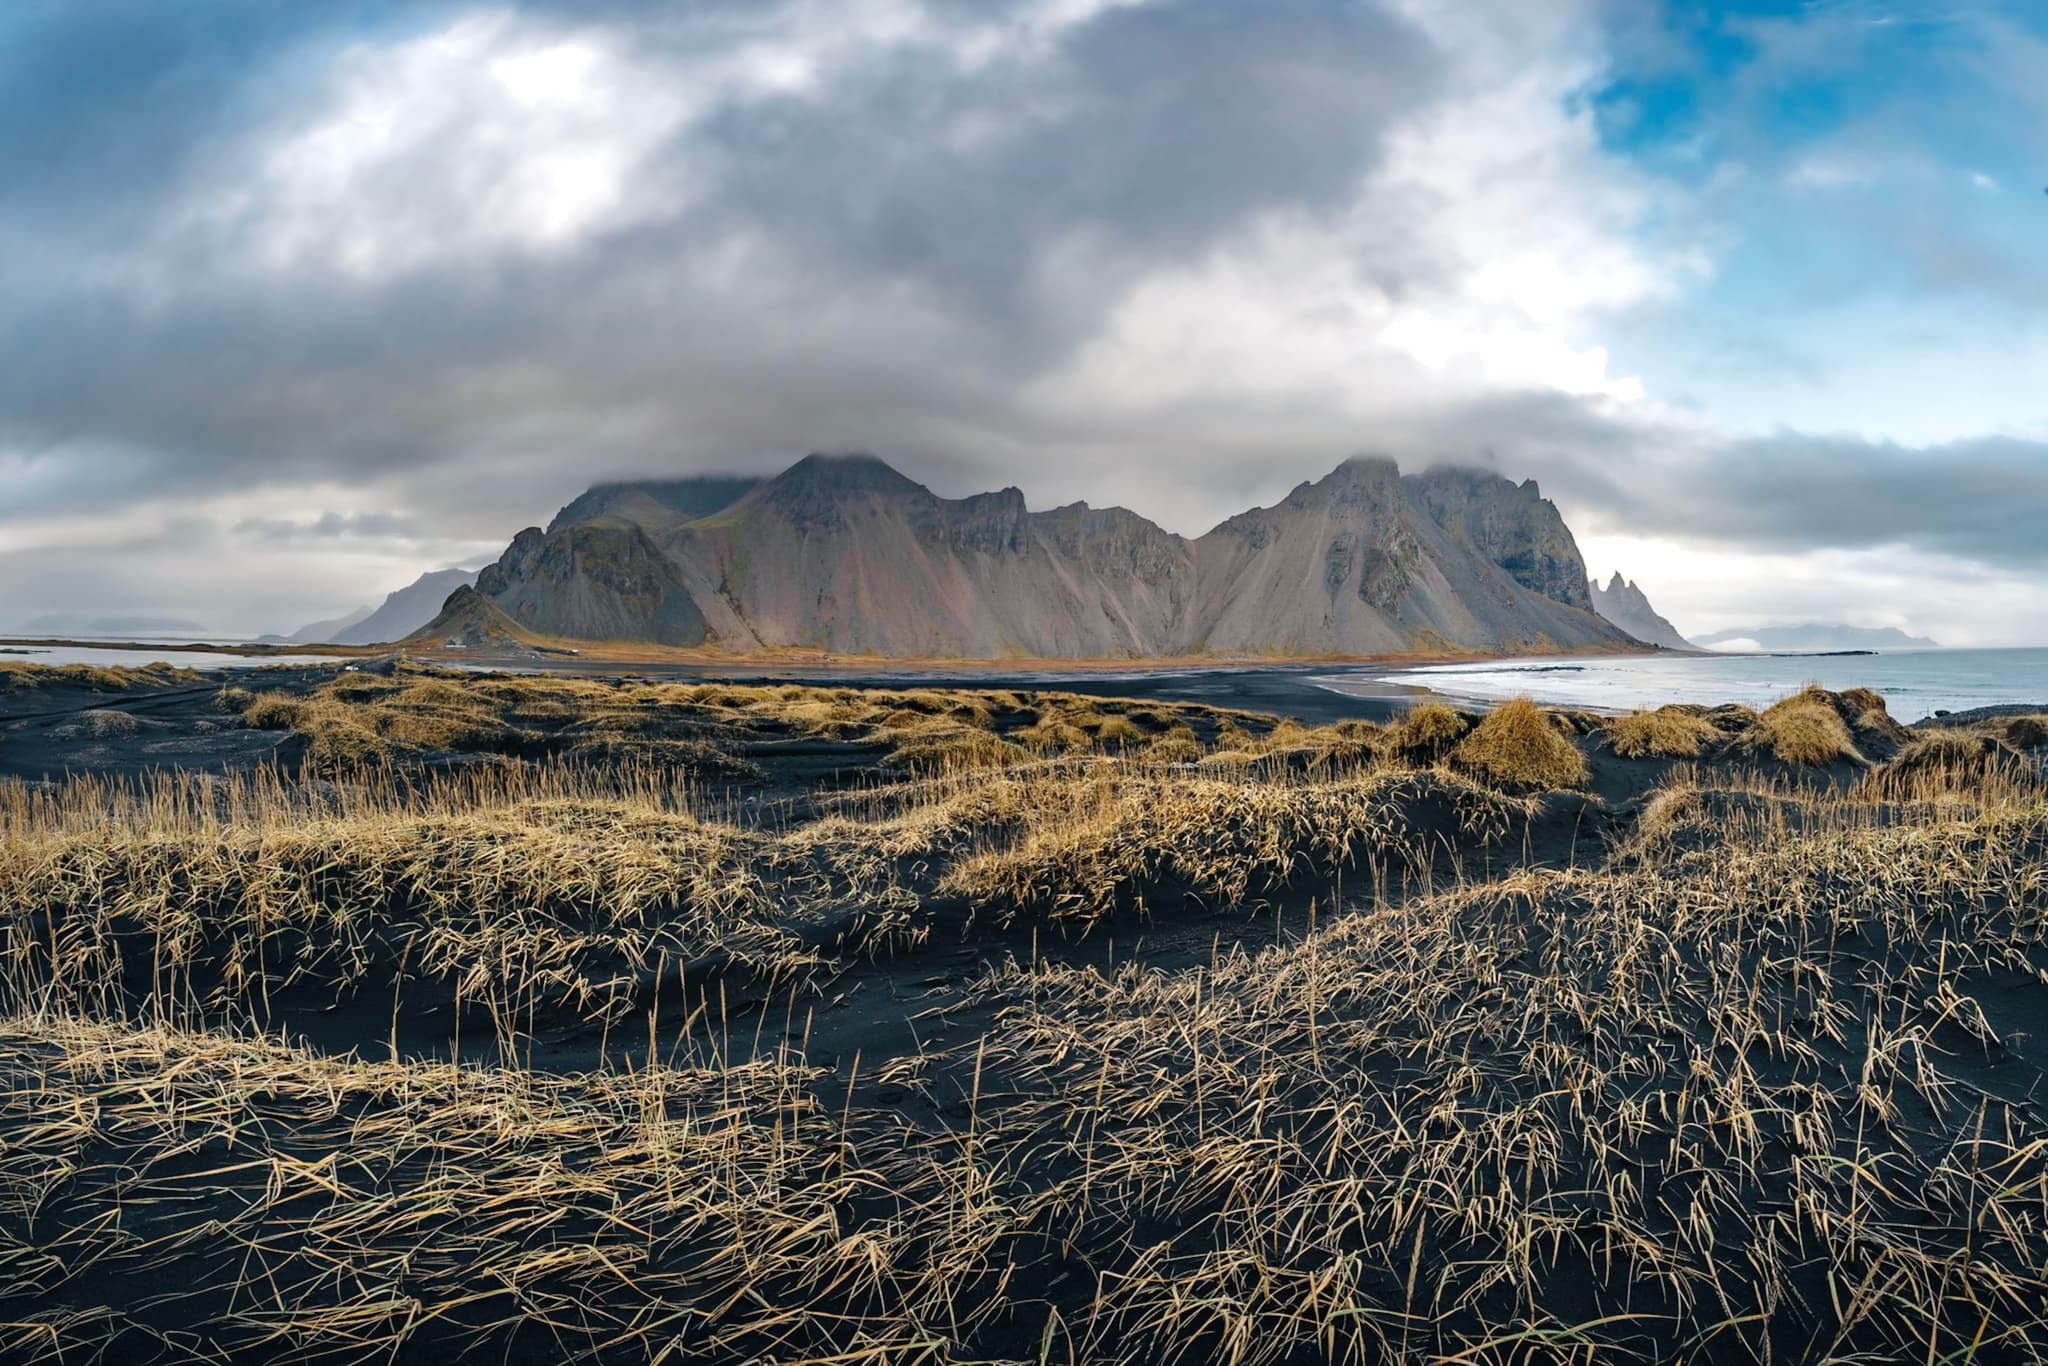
[
  {"x1": 1696, "y1": 624, "x2": 1939, "y2": 652},
  {"x1": 284, "y1": 569, "x2": 479, "y2": 645},
  {"x1": 335, "y1": 568, "x2": 481, "y2": 645},
  {"x1": 1187, "y1": 459, "x2": 1617, "y2": 656},
  {"x1": 1588, "y1": 573, "x2": 1696, "y2": 650},
  {"x1": 275, "y1": 605, "x2": 375, "y2": 645},
  {"x1": 547, "y1": 476, "x2": 763, "y2": 533},
  {"x1": 425, "y1": 453, "x2": 1636, "y2": 660}
]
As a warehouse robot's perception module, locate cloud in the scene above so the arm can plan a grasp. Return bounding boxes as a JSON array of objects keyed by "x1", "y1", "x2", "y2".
[
  {"x1": 233, "y1": 511, "x2": 425, "y2": 542},
  {"x1": 0, "y1": 0, "x2": 2043, "y2": 641}
]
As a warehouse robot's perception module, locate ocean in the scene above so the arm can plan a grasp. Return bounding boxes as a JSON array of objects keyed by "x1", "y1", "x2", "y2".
[
  {"x1": 0, "y1": 643, "x2": 342, "y2": 671},
  {"x1": 1323, "y1": 648, "x2": 2048, "y2": 723}
]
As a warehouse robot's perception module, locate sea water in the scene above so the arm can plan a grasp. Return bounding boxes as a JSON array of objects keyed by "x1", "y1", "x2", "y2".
[
  {"x1": 0, "y1": 643, "x2": 343, "y2": 671},
  {"x1": 1324, "y1": 647, "x2": 2048, "y2": 723}
]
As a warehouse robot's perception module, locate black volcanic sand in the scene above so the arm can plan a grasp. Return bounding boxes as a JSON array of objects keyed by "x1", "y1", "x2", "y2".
[
  {"x1": 0, "y1": 665, "x2": 333, "y2": 782},
  {"x1": 7, "y1": 665, "x2": 2048, "y2": 1363},
  {"x1": 0, "y1": 661, "x2": 1414, "y2": 785},
  {"x1": 0, "y1": 662, "x2": 1936, "y2": 1092}
]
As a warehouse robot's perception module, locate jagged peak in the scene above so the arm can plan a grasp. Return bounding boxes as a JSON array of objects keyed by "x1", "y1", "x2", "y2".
[
  {"x1": 1408, "y1": 462, "x2": 1546, "y2": 501},
  {"x1": 771, "y1": 452, "x2": 925, "y2": 496},
  {"x1": 548, "y1": 475, "x2": 762, "y2": 532},
  {"x1": 1329, "y1": 453, "x2": 1403, "y2": 480}
]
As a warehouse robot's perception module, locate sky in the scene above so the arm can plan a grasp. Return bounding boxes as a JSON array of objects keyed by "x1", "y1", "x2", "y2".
[{"x1": 2, "y1": 0, "x2": 2045, "y2": 643}]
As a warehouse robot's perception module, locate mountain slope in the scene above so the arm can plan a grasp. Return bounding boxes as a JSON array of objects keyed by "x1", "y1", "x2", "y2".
[
  {"x1": 1589, "y1": 573, "x2": 1696, "y2": 651},
  {"x1": 645, "y1": 455, "x2": 1195, "y2": 657},
  {"x1": 476, "y1": 522, "x2": 708, "y2": 645},
  {"x1": 1188, "y1": 459, "x2": 1621, "y2": 656},
  {"x1": 329, "y1": 569, "x2": 480, "y2": 645},
  {"x1": 432, "y1": 453, "x2": 1635, "y2": 660},
  {"x1": 279, "y1": 605, "x2": 374, "y2": 645},
  {"x1": 547, "y1": 476, "x2": 763, "y2": 533}
]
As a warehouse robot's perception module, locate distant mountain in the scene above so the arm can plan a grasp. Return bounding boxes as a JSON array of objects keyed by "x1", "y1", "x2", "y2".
[
  {"x1": 421, "y1": 453, "x2": 1636, "y2": 660},
  {"x1": 274, "y1": 605, "x2": 375, "y2": 645},
  {"x1": 285, "y1": 569, "x2": 479, "y2": 645},
  {"x1": 1697, "y1": 624, "x2": 1939, "y2": 652},
  {"x1": 1588, "y1": 573, "x2": 1696, "y2": 650}
]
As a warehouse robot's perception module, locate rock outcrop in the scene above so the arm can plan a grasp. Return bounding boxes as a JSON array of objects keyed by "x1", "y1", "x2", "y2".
[
  {"x1": 1588, "y1": 572, "x2": 1696, "y2": 651},
  {"x1": 476, "y1": 522, "x2": 708, "y2": 646},
  {"x1": 425, "y1": 453, "x2": 1637, "y2": 659}
]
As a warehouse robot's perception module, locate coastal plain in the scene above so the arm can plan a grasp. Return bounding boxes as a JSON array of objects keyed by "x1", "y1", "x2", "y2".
[{"x1": 2, "y1": 658, "x2": 2047, "y2": 1363}]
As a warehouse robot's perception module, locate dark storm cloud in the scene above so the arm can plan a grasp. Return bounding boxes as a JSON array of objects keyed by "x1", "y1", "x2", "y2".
[
  {"x1": 0, "y1": 0, "x2": 1444, "y2": 534},
  {"x1": 1640, "y1": 432, "x2": 2048, "y2": 571},
  {"x1": 1444, "y1": 394, "x2": 2048, "y2": 572}
]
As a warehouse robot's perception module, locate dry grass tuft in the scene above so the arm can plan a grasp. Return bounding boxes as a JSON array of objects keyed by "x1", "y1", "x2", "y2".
[
  {"x1": 52, "y1": 709, "x2": 142, "y2": 741},
  {"x1": 1857, "y1": 730, "x2": 2044, "y2": 802},
  {"x1": 1735, "y1": 688, "x2": 1865, "y2": 767},
  {"x1": 242, "y1": 691, "x2": 305, "y2": 730},
  {"x1": 1379, "y1": 701, "x2": 1471, "y2": 766},
  {"x1": 885, "y1": 726, "x2": 1030, "y2": 772},
  {"x1": 2002, "y1": 713, "x2": 2048, "y2": 749},
  {"x1": 1601, "y1": 705, "x2": 1725, "y2": 760},
  {"x1": 1449, "y1": 697, "x2": 1589, "y2": 792}
]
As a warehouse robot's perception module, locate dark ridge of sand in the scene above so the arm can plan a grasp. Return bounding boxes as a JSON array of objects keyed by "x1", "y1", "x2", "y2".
[{"x1": 2, "y1": 662, "x2": 1432, "y2": 784}]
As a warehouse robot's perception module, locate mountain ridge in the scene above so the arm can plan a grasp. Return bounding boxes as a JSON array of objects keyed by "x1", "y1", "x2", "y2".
[
  {"x1": 418, "y1": 453, "x2": 1642, "y2": 660},
  {"x1": 281, "y1": 568, "x2": 480, "y2": 646},
  {"x1": 1589, "y1": 573, "x2": 1696, "y2": 651}
]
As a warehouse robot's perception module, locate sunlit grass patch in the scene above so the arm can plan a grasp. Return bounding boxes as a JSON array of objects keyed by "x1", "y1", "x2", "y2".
[{"x1": 1450, "y1": 697, "x2": 1588, "y2": 792}]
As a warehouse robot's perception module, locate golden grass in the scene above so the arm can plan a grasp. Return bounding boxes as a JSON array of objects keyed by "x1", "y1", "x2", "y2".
[
  {"x1": 51, "y1": 708, "x2": 141, "y2": 740},
  {"x1": 3, "y1": 760, "x2": 2044, "y2": 1363},
  {"x1": 1856, "y1": 730, "x2": 2045, "y2": 803},
  {"x1": 224, "y1": 665, "x2": 1277, "y2": 778},
  {"x1": 1378, "y1": 700, "x2": 1471, "y2": 765},
  {"x1": 1600, "y1": 704, "x2": 1725, "y2": 759},
  {"x1": 1734, "y1": 687, "x2": 1866, "y2": 766},
  {"x1": 939, "y1": 763, "x2": 1532, "y2": 917},
  {"x1": 2003, "y1": 713, "x2": 2048, "y2": 749},
  {"x1": 1449, "y1": 697, "x2": 1589, "y2": 792},
  {"x1": 0, "y1": 659, "x2": 202, "y2": 693}
]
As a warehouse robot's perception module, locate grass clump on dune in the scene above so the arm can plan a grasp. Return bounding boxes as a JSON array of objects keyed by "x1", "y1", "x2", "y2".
[
  {"x1": 1857, "y1": 730, "x2": 2044, "y2": 802},
  {"x1": 1379, "y1": 701, "x2": 1471, "y2": 766},
  {"x1": 939, "y1": 763, "x2": 1527, "y2": 916},
  {"x1": 1735, "y1": 687, "x2": 1866, "y2": 767},
  {"x1": 1449, "y1": 697, "x2": 1588, "y2": 792},
  {"x1": 1601, "y1": 705, "x2": 1725, "y2": 759},
  {"x1": 52, "y1": 709, "x2": 141, "y2": 741},
  {"x1": 2002, "y1": 713, "x2": 2048, "y2": 749},
  {"x1": 884, "y1": 726, "x2": 1030, "y2": 773}
]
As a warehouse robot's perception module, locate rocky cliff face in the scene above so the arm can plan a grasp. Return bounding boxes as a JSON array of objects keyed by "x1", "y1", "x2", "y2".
[
  {"x1": 476, "y1": 522, "x2": 708, "y2": 645},
  {"x1": 1406, "y1": 467, "x2": 1596, "y2": 611},
  {"x1": 428, "y1": 453, "x2": 1635, "y2": 659},
  {"x1": 1588, "y1": 573, "x2": 1696, "y2": 651},
  {"x1": 1187, "y1": 458, "x2": 1619, "y2": 656}
]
